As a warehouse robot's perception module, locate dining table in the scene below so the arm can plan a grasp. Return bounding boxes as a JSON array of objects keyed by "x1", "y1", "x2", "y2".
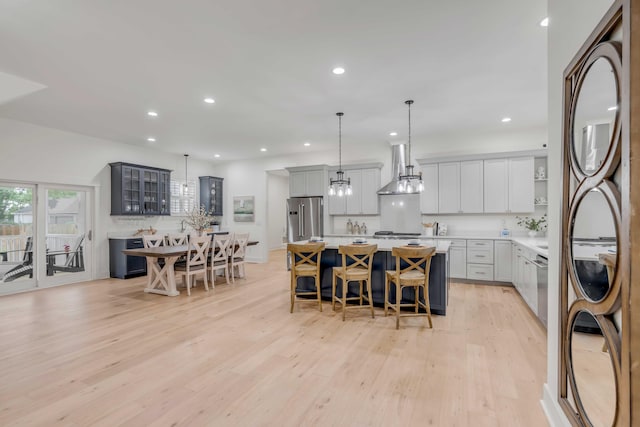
[{"x1": 122, "y1": 240, "x2": 258, "y2": 296}]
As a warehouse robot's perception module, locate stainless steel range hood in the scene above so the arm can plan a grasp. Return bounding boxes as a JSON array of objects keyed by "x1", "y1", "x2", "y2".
[{"x1": 377, "y1": 143, "x2": 421, "y2": 195}]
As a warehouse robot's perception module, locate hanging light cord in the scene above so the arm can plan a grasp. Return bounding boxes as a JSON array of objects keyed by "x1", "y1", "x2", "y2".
[
  {"x1": 406, "y1": 99, "x2": 413, "y2": 166},
  {"x1": 184, "y1": 154, "x2": 189, "y2": 190},
  {"x1": 337, "y1": 112, "x2": 343, "y2": 171}
]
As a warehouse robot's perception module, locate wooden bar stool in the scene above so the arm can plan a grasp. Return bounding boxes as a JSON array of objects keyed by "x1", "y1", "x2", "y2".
[
  {"x1": 332, "y1": 244, "x2": 377, "y2": 321},
  {"x1": 385, "y1": 245, "x2": 436, "y2": 329},
  {"x1": 287, "y1": 242, "x2": 325, "y2": 313}
]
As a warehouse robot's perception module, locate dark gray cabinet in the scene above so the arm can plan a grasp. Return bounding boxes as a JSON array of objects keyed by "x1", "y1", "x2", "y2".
[
  {"x1": 110, "y1": 162, "x2": 171, "y2": 215},
  {"x1": 109, "y1": 238, "x2": 146, "y2": 279},
  {"x1": 199, "y1": 176, "x2": 223, "y2": 216}
]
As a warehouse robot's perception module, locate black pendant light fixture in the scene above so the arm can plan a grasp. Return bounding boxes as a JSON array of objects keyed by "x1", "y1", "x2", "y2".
[
  {"x1": 397, "y1": 100, "x2": 424, "y2": 193},
  {"x1": 328, "y1": 112, "x2": 352, "y2": 197},
  {"x1": 183, "y1": 154, "x2": 189, "y2": 195}
]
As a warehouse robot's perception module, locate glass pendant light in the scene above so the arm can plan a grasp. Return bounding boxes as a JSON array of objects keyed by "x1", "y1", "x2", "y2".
[
  {"x1": 328, "y1": 112, "x2": 352, "y2": 197},
  {"x1": 398, "y1": 100, "x2": 423, "y2": 193}
]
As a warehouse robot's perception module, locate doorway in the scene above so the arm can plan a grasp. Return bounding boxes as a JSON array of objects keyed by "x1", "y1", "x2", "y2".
[{"x1": 0, "y1": 182, "x2": 93, "y2": 294}]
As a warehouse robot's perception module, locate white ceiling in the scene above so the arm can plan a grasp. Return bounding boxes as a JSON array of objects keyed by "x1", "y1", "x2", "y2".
[{"x1": 0, "y1": 0, "x2": 547, "y2": 162}]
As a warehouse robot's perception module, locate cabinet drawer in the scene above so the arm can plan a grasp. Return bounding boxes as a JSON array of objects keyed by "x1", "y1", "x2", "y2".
[
  {"x1": 449, "y1": 239, "x2": 467, "y2": 248},
  {"x1": 467, "y1": 239, "x2": 493, "y2": 249},
  {"x1": 467, "y1": 248, "x2": 494, "y2": 264},
  {"x1": 467, "y1": 263, "x2": 494, "y2": 281},
  {"x1": 126, "y1": 239, "x2": 144, "y2": 249}
]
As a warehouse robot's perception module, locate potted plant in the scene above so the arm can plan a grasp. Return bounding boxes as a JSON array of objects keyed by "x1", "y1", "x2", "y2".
[
  {"x1": 184, "y1": 206, "x2": 213, "y2": 235},
  {"x1": 517, "y1": 214, "x2": 547, "y2": 237}
]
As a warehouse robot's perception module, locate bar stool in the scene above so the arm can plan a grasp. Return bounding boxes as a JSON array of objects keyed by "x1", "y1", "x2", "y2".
[
  {"x1": 287, "y1": 242, "x2": 325, "y2": 313},
  {"x1": 385, "y1": 245, "x2": 436, "y2": 329},
  {"x1": 332, "y1": 244, "x2": 377, "y2": 321}
]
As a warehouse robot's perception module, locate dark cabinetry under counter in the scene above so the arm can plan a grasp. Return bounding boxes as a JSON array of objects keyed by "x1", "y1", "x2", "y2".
[
  {"x1": 109, "y1": 238, "x2": 146, "y2": 279},
  {"x1": 199, "y1": 176, "x2": 223, "y2": 216},
  {"x1": 110, "y1": 162, "x2": 171, "y2": 215}
]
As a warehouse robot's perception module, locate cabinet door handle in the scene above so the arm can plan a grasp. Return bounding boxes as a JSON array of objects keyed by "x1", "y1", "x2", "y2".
[
  {"x1": 475, "y1": 255, "x2": 486, "y2": 258},
  {"x1": 477, "y1": 272, "x2": 486, "y2": 275}
]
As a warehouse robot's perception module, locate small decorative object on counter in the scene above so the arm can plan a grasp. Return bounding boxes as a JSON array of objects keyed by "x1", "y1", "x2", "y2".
[
  {"x1": 346, "y1": 218, "x2": 353, "y2": 234},
  {"x1": 353, "y1": 221, "x2": 361, "y2": 235},
  {"x1": 361, "y1": 222, "x2": 367, "y2": 235},
  {"x1": 422, "y1": 222, "x2": 434, "y2": 237},
  {"x1": 516, "y1": 214, "x2": 547, "y2": 237},
  {"x1": 536, "y1": 166, "x2": 546, "y2": 179},
  {"x1": 438, "y1": 224, "x2": 448, "y2": 236}
]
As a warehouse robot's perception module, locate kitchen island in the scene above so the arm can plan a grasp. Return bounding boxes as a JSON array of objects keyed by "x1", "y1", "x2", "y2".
[{"x1": 294, "y1": 237, "x2": 451, "y2": 315}]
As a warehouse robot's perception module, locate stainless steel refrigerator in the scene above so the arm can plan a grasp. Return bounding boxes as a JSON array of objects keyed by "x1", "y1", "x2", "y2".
[{"x1": 287, "y1": 197, "x2": 324, "y2": 242}]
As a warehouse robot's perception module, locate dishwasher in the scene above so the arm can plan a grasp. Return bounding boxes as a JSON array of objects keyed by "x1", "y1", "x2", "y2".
[{"x1": 534, "y1": 255, "x2": 548, "y2": 327}]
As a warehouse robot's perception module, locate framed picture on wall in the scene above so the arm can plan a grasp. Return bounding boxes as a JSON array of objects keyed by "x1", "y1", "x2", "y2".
[{"x1": 233, "y1": 196, "x2": 254, "y2": 222}]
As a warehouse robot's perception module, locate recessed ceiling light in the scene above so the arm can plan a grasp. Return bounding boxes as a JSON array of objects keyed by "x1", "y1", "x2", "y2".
[
  {"x1": 304, "y1": 142, "x2": 311, "y2": 147},
  {"x1": 147, "y1": 111, "x2": 158, "y2": 117},
  {"x1": 608, "y1": 106, "x2": 618, "y2": 111},
  {"x1": 501, "y1": 117, "x2": 512, "y2": 123},
  {"x1": 389, "y1": 132, "x2": 398, "y2": 136},
  {"x1": 540, "y1": 17, "x2": 549, "y2": 27},
  {"x1": 332, "y1": 67, "x2": 345, "y2": 75},
  {"x1": 260, "y1": 148, "x2": 267, "y2": 152},
  {"x1": 147, "y1": 137, "x2": 156, "y2": 142},
  {"x1": 204, "y1": 97, "x2": 215, "y2": 104},
  {"x1": 214, "y1": 154, "x2": 220, "y2": 158}
]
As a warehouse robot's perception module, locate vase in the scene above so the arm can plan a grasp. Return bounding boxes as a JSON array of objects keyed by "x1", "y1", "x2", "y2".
[{"x1": 528, "y1": 230, "x2": 537, "y2": 238}]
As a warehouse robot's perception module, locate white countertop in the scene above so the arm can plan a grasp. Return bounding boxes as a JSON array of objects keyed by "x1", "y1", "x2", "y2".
[
  {"x1": 300, "y1": 237, "x2": 451, "y2": 253},
  {"x1": 326, "y1": 233, "x2": 516, "y2": 241},
  {"x1": 511, "y1": 237, "x2": 548, "y2": 257}
]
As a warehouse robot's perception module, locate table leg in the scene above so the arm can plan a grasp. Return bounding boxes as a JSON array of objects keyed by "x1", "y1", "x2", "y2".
[{"x1": 143, "y1": 256, "x2": 180, "y2": 296}]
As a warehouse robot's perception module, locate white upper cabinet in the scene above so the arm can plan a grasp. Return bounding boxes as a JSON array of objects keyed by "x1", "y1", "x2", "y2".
[
  {"x1": 345, "y1": 169, "x2": 363, "y2": 215},
  {"x1": 420, "y1": 164, "x2": 438, "y2": 214},
  {"x1": 484, "y1": 158, "x2": 509, "y2": 213},
  {"x1": 360, "y1": 168, "x2": 380, "y2": 214},
  {"x1": 328, "y1": 166, "x2": 380, "y2": 215},
  {"x1": 460, "y1": 160, "x2": 484, "y2": 213},
  {"x1": 437, "y1": 161, "x2": 483, "y2": 214},
  {"x1": 508, "y1": 157, "x2": 535, "y2": 213},
  {"x1": 288, "y1": 169, "x2": 326, "y2": 197},
  {"x1": 438, "y1": 162, "x2": 460, "y2": 213},
  {"x1": 484, "y1": 157, "x2": 535, "y2": 213}
]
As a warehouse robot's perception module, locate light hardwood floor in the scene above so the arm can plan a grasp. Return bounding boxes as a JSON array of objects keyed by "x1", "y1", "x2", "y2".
[{"x1": 0, "y1": 249, "x2": 548, "y2": 426}]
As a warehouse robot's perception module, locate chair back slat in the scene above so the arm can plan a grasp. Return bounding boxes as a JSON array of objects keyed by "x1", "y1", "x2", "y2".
[
  {"x1": 391, "y1": 246, "x2": 436, "y2": 281},
  {"x1": 167, "y1": 233, "x2": 187, "y2": 246},
  {"x1": 338, "y1": 244, "x2": 377, "y2": 272},
  {"x1": 143, "y1": 234, "x2": 164, "y2": 248},
  {"x1": 186, "y1": 235, "x2": 210, "y2": 267},
  {"x1": 231, "y1": 233, "x2": 250, "y2": 258},
  {"x1": 212, "y1": 234, "x2": 233, "y2": 263},
  {"x1": 288, "y1": 242, "x2": 325, "y2": 268}
]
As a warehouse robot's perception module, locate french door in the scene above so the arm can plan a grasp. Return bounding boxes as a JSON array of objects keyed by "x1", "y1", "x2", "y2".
[{"x1": 0, "y1": 182, "x2": 93, "y2": 294}]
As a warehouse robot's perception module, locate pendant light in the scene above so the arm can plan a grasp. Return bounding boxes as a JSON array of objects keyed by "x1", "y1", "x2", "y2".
[
  {"x1": 182, "y1": 154, "x2": 189, "y2": 195},
  {"x1": 328, "y1": 112, "x2": 352, "y2": 197},
  {"x1": 397, "y1": 100, "x2": 424, "y2": 193}
]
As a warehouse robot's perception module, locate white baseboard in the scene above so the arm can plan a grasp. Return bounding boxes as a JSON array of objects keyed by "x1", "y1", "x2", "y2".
[{"x1": 541, "y1": 383, "x2": 571, "y2": 427}]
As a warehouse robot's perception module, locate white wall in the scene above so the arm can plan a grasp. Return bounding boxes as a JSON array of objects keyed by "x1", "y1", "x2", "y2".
[
  {"x1": 543, "y1": 1, "x2": 614, "y2": 426},
  {"x1": 0, "y1": 118, "x2": 221, "y2": 279},
  {"x1": 266, "y1": 172, "x2": 288, "y2": 249}
]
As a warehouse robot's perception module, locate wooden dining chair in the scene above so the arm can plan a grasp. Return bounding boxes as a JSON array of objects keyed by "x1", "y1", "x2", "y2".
[
  {"x1": 166, "y1": 233, "x2": 187, "y2": 246},
  {"x1": 287, "y1": 242, "x2": 325, "y2": 313},
  {"x1": 332, "y1": 244, "x2": 377, "y2": 321},
  {"x1": 230, "y1": 232, "x2": 250, "y2": 282},
  {"x1": 209, "y1": 233, "x2": 233, "y2": 287},
  {"x1": 143, "y1": 234, "x2": 165, "y2": 289},
  {"x1": 385, "y1": 245, "x2": 436, "y2": 329},
  {"x1": 174, "y1": 235, "x2": 210, "y2": 295}
]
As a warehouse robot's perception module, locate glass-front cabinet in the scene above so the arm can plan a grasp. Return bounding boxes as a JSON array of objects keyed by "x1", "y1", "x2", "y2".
[
  {"x1": 110, "y1": 162, "x2": 171, "y2": 215},
  {"x1": 199, "y1": 176, "x2": 223, "y2": 216}
]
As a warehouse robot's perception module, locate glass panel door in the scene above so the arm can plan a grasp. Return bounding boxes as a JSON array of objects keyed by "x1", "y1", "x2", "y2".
[
  {"x1": 39, "y1": 186, "x2": 92, "y2": 287},
  {"x1": 123, "y1": 166, "x2": 141, "y2": 214},
  {"x1": 0, "y1": 184, "x2": 36, "y2": 294},
  {"x1": 143, "y1": 169, "x2": 159, "y2": 214}
]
